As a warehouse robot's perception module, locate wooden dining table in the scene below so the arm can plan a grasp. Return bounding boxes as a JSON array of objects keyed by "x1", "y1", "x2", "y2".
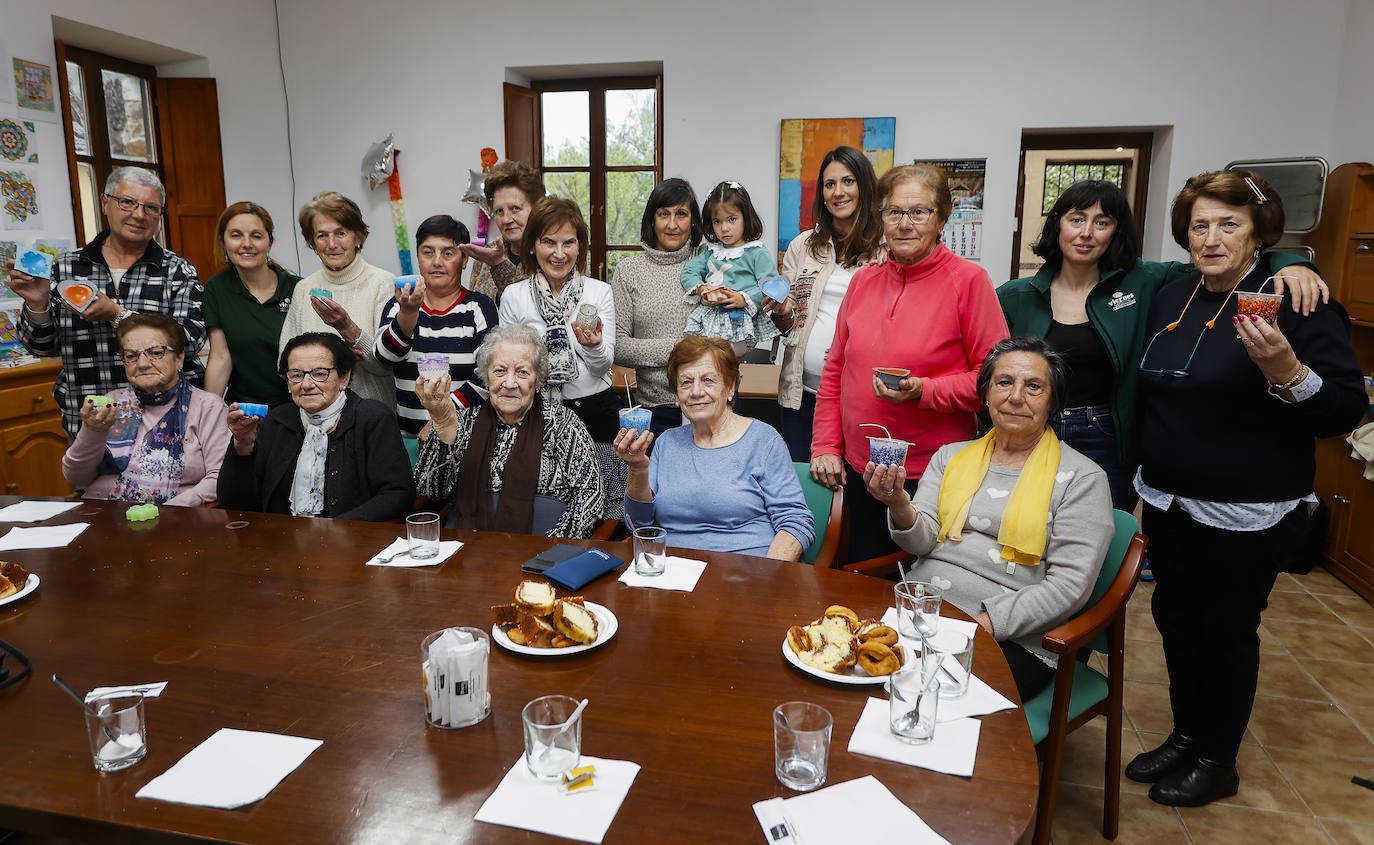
[{"x1": 0, "y1": 497, "x2": 1038, "y2": 844}]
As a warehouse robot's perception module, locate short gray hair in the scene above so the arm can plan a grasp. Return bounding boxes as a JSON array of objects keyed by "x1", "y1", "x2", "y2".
[
  {"x1": 104, "y1": 166, "x2": 166, "y2": 205},
  {"x1": 475, "y1": 324, "x2": 550, "y2": 391},
  {"x1": 976, "y1": 336, "x2": 1069, "y2": 418}
]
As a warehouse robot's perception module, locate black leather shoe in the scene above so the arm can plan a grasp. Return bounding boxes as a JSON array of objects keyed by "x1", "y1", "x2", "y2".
[
  {"x1": 1125, "y1": 732, "x2": 1195, "y2": 783},
  {"x1": 1148, "y1": 757, "x2": 1240, "y2": 807}
]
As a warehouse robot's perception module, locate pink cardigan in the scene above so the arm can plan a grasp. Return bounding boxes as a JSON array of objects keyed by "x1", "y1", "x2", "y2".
[
  {"x1": 62, "y1": 386, "x2": 231, "y2": 506},
  {"x1": 812, "y1": 243, "x2": 1008, "y2": 477}
]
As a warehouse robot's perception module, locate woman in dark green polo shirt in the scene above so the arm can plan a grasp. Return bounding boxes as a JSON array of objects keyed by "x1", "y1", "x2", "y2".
[{"x1": 204, "y1": 202, "x2": 302, "y2": 406}]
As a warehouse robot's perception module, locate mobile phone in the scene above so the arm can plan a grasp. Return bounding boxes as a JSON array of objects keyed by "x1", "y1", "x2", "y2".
[{"x1": 520, "y1": 544, "x2": 585, "y2": 574}]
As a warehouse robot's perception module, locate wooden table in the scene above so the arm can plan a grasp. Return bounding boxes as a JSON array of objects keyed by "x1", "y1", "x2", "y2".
[{"x1": 0, "y1": 499, "x2": 1037, "y2": 843}]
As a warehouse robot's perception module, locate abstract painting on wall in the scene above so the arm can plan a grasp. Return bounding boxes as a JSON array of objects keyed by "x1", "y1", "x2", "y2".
[{"x1": 777, "y1": 117, "x2": 894, "y2": 257}]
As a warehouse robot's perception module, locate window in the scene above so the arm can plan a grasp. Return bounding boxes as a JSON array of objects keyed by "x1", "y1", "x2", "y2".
[
  {"x1": 1041, "y1": 160, "x2": 1128, "y2": 214},
  {"x1": 57, "y1": 44, "x2": 162, "y2": 245},
  {"x1": 537, "y1": 77, "x2": 662, "y2": 280}
]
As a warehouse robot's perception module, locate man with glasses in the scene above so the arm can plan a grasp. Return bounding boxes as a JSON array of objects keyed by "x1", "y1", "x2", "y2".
[{"x1": 5, "y1": 166, "x2": 205, "y2": 439}]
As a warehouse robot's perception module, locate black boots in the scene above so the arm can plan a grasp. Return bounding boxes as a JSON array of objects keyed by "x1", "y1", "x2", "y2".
[
  {"x1": 1148, "y1": 757, "x2": 1240, "y2": 807},
  {"x1": 1125, "y1": 732, "x2": 1195, "y2": 783}
]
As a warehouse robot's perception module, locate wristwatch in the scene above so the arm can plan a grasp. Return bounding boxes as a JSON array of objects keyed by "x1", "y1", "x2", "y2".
[{"x1": 111, "y1": 307, "x2": 134, "y2": 328}]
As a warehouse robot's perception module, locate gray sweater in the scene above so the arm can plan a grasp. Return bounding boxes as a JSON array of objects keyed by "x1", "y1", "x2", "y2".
[
  {"x1": 611, "y1": 243, "x2": 699, "y2": 407},
  {"x1": 890, "y1": 439, "x2": 1114, "y2": 667}
]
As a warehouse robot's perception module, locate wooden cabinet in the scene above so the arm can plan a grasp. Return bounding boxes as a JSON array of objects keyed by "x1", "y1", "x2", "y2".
[
  {"x1": 0, "y1": 360, "x2": 72, "y2": 497},
  {"x1": 1304, "y1": 162, "x2": 1374, "y2": 599}
]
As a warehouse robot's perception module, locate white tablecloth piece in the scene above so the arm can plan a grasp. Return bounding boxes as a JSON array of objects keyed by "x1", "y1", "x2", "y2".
[
  {"x1": 752, "y1": 776, "x2": 950, "y2": 843},
  {"x1": 365, "y1": 537, "x2": 463, "y2": 567},
  {"x1": 617, "y1": 555, "x2": 706, "y2": 591},
  {"x1": 0, "y1": 501, "x2": 81, "y2": 523},
  {"x1": 0, "y1": 522, "x2": 88, "y2": 550},
  {"x1": 936, "y1": 674, "x2": 1016, "y2": 722},
  {"x1": 847, "y1": 697, "x2": 981, "y2": 777},
  {"x1": 475, "y1": 755, "x2": 640, "y2": 844},
  {"x1": 136, "y1": 728, "x2": 322, "y2": 809}
]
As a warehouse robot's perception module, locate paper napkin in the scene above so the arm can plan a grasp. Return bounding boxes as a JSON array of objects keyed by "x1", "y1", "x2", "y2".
[
  {"x1": 365, "y1": 537, "x2": 463, "y2": 567},
  {"x1": 847, "y1": 697, "x2": 981, "y2": 777},
  {"x1": 617, "y1": 555, "x2": 706, "y2": 591},
  {"x1": 0, "y1": 522, "x2": 89, "y2": 551},
  {"x1": 475, "y1": 755, "x2": 640, "y2": 844},
  {"x1": 136, "y1": 728, "x2": 322, "y2": 809},
  {"x1": 752, "y1": 776, "x2": 950, "y2": 843},
  {"x1": 0, "y1": 501, "x2": 81, "y2": 523}
]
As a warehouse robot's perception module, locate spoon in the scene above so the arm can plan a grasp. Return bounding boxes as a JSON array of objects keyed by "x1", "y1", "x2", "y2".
[
  {"x1": 539, "y1": 698, "x2": 589, "y2": 764},
  {"x1": 52, "y1": 674, "x2": 118, "y2": 743},
  {"x1": 776, "y1": 707, "x2": 802, "y2": 751},
  {"x1": 374, "y1": 547, "x2": 411, "y2": 564}
]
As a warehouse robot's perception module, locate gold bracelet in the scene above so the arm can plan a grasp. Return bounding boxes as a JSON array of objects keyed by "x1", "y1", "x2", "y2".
[{"x1": 1271, "y1": 364, "x2": 1309, "y2": 391}]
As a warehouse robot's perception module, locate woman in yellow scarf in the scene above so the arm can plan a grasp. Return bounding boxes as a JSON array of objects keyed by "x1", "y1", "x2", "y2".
[{"x1": 865, "y1": 336, "x2": 1115, "y2": 700}]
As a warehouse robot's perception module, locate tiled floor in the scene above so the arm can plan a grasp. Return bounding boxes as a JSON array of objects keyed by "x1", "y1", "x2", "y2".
[{"x1": 1045, "y1": 567, "x2": 1374, "y2": 844}]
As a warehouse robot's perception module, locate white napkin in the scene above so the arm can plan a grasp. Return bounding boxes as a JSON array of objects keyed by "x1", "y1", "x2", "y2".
[
  {"x1": 365, "y1": 537, "x2": 463, "y2": 567},
  {"x1": 0, "y1": 522, "x2": 89, "y2": 550},
  {"x1": 617, "y1": 555, "x2": 706, "y2": 591},
  {"x1": 752, "y1": 776, "x2": 950, "y2": 844},
  {"x1": 0, "y1": 501, "x2": 81, "y2": 522},
  {"x1": 475, "y1": 755, "x2": 640, "y2": 844},
  {"x1": 86, "y1": 681, "x2": 168, "y2": 703},
  {"x1": 847, "y1": 697, "x2": 981, "y2": 777},
  {"x1": 934, "y1": 674, "x2": 1016, "y2": 722},
  {"x1": 136, "y1": 728, "x2": 322, "y2": 809}
]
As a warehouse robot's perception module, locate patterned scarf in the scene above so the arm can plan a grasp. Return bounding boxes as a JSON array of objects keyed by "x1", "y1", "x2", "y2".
[
  {"x1": 99, "y1": 377, "x2": 192, "y2": 504},
  {"x1": 289, "y1": 392, "x2": 348, "y2": 517},
  {"x1": 533, "y1": 271, "x2": 584, "y2": 398}
]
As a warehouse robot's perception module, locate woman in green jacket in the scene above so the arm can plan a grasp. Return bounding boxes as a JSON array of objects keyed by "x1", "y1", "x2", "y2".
[{"x1": 997, "y1": 180, "x2": 1326, "y2": 511}]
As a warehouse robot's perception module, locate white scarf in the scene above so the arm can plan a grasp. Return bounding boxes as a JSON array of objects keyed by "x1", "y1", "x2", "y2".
[
  {"x1": 289, "y1": 392, "x2": 348, "y2": 517},
  {"x1": 534, "y1": 271, "x2": 585, "y2": 399}
]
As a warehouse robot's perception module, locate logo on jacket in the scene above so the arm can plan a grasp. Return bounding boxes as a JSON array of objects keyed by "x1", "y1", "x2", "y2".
[{"x1": 1108, "y1": 291, "x2": 1136, "y2": 311}]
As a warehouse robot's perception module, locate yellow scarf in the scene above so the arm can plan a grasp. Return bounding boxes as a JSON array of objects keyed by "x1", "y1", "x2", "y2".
[{"x1": 936, "y1": 427, "x2": 1061, "y2": 566}]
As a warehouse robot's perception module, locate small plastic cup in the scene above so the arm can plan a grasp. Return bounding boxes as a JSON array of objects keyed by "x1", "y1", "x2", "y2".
[
  {"x1": 395, "y1": 274, "x2": 422, "y2": 291},
  {"x1": 309, "y1": 287, "x2": 333, "y2": 300},
  {"x1": 873, "y1": 367, "x2": 910, "y2": 390},
  {"x1": 414, "y1": 355, "x2": 450, "y2": 382},
  {"x1": 922, "y1": 630, "x2": 974, "y2": 699},
  {"x1": 632, "y1": 525, "x2": 667, "y2": 576},
  {"x1": 619, "y1": 406, "x2": 651, "y2": 436},
  {"x1": 895, "y1": 580, "x2": 943, "y2": 639},
  {"x1": 238, "y1": 402, "x2": 268, "y2": 418},
  {"x1": 574, "y1": 303, "x2": 599, "y2": 330},
  {"x1": 407, "y1": 512, "x2": 441, "y2": 559},
  {"x1": 523, "y1": 695, "x2": 583, "y2": 780},
  {"x1": 85, "y1": 692, "x2": 147, "y2": 773},
  {"x1": 869, "y1": 437, "x2": 910, "y2": 467},
  {"x1": 1236, "y1": 291, "x2": 1282, "y2": 325},
  {"x1": 774, "y1": 701, "x2": 831, "y2": 791}
]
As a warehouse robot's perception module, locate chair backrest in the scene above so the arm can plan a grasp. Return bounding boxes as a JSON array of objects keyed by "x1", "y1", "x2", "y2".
[
  {"x1": 1083, "y1": 508, "x2": 1142, "y2": 653},
  {"x1": 793, "y1": 462, "x2": 833, "y2": 565}
]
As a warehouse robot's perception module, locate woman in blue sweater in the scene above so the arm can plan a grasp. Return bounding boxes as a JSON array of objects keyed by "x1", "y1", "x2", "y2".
[{"x1": 614, "y1": 336, "x2": 814, "y2": 559}]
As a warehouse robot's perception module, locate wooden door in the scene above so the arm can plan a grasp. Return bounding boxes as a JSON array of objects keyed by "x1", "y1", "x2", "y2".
[
  {"x1": 503, "y1": 82, "x2": 539, "y2": 167},
  {"x1": 156, "y1": 78, "x2": 227, "y2": 282}
]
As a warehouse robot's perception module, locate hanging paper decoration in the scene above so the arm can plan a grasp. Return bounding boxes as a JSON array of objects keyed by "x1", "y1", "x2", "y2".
[
  {"x1": 361, "y1": 133, "x2": 412, "y2": 274},
  {"x1": 0, "y1": 119, "x2": 29, "y2": 161}
]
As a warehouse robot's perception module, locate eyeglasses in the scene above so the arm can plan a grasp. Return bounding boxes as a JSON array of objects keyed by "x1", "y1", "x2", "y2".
[
  {"x1": 119, "y1": 345, "x2": 174, "y2": 364},
  {"x1": 282, "y1": 367, "x2": 337, "y2": 384},
  {"x1": 103, "y1": 193, "x2": 164, "y2": 216},
  {"x1": 1137, "y1": 276, "x2": 1241, "y2": 378},
  {"x1": 881, "y1": 206, "x2": 937, "y2": 225}
]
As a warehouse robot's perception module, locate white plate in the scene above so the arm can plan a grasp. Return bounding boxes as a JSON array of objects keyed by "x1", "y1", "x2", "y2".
[
  {"x1": 492, "y1": 601, "x2": 618, "y2": 656},
  {"x1": 0, "y1": 573, "x2": 40, "y2": 608},
  {"x1": 781, "y1": 625, "x2": 898, "y2": 686}
]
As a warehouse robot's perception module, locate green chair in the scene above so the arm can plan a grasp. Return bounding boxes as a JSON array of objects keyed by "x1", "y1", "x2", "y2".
[
  {"x1": 1026, "y1": 508, "x2": 1148, "y2": 845},
  {"x1": 402, "y1": 433, "x2": 421, "y2": 471},
  {"x1": 793, "y1": 462, "x2": 845, "y2": 568}
]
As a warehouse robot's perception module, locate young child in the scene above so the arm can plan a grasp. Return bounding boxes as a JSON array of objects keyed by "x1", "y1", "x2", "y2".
[{"x1": 680, "y1": 181, "x2": 781, "y2": 357}]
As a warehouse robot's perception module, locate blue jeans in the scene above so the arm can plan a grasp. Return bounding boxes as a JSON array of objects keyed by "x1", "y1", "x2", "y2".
[
  {"x1": 1049, "y1": 404, "x2": 1139, "y2": 512},
  {"x1": 779, "y1": 392, "x2": 817, "y2": 464}
]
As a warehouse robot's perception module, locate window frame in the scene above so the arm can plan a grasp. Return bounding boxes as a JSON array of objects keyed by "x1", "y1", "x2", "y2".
[
  {"x1": 55, "y1": 42, "x2": 163, "y2": 246},
  {"x1": 534, "y1": 75, "x2": 663, "y2": 281}
]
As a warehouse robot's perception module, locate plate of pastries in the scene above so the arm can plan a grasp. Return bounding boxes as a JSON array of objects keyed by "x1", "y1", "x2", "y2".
[
  {"x1": 783, "y1": 604, "x2": 908, "y2": 685},
  {"x1": 0, "y1": 561, "x2": 37, "y2": 607},
  {"x1": 491, "y1": 579, "x2": 617, "y2": 656}
]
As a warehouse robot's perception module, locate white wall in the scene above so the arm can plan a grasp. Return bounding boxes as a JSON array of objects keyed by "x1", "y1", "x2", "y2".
[
  {"x1": 0, "y1": 0, "x2": 294, "y2": 262},
  {"x1": 1331, "y1": 0, "x2": 1374, "y2": 167}
]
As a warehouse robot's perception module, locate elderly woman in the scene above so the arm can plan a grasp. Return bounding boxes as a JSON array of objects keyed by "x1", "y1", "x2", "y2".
[
  {"x1": 1124, "y1": 171, "x2": 1365, "y2": 808},
  {"x1": 615, "y1": 336, "x2": 814, "y2": 560},
  {"x1": 62, "y1": 313, "x2": 229, "y2": 506},
  {"x1": 203, "y1": 201, "x2": 302, "y2": 408},
  {"x1": 812, "y1": 164, "x2": 1009, "y2": 563},
  {"x1": 278, "y1": 192, "x2": 396, "y2": 410},
  {"x1": 464, "y1": 161, "x2": 546, "y2": 303},
  {"x1": 866, "y1": 337, "x2": 1113, "y2": 700},
  {"x1": 413, "y1": 323, "x2": 603, "y2": 538},
  {"x1": 611, "y1": 178, "x2": 704, "y2": 437},
  {"x1": 497, "y1": 198, "x2": 618, "y2": 443},
  {"x1": 770, "y1": 146, "x2": 886, "y2": 462},
  {"x1": 374, "y1": 214, "x2": 498, "y2": 436},
  {"x1": 998, "y1": 180, "x2": 1325, "y2": 512},
  {"x1": 218, "y1": 332, "x2": 414, "y2": 521}
]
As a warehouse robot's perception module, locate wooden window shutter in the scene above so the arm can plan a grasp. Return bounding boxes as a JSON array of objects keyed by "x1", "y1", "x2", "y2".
[
  {"x1": 503, "y1": 82, "x2": 539, "y2": 167},
  {"x1": 155, "y1": 78, "x2": 226, "y2": 281}
]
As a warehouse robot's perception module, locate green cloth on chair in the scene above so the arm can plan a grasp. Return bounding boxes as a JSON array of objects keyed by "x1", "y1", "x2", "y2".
[{"x1": 794, "y1": 462, "x2": 833, "y2": 565}]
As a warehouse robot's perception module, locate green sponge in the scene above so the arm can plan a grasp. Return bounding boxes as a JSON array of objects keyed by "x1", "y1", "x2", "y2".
[{"x1": 126, "y1": 503, "x2": 159, "y2": 522}]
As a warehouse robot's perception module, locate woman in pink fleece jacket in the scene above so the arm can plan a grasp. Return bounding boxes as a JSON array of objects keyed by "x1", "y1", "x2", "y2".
[{"x1": 811, "y1": 164, "x2": 1008, "y2": 563}]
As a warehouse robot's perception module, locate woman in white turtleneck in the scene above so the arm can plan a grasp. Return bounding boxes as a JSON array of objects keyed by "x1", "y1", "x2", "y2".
[{"x1": 278, "y1": 191, "x2": 396, "y2": 410}]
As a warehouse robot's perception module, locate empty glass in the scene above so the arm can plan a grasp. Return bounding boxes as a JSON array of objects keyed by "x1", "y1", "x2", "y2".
[
  {"x1": 632, "y1": 526, "x2": 667, "y2": 576},
  {"x1": 774, "y1": 701, "x2": 831, "y2": 791},
  {"x1": 895, "y1": 580, "x2": 943, "y2": 639},
  {"x1": 522, "y1": 694, "x2": 584, "y2": 780},
  {"x1": 888, "y1": 662, "x2": 940, "y2": 744}
]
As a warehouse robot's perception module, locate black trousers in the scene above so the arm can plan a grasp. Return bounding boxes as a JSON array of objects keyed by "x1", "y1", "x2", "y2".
[
  {"x1": 1144, "y1": 501, "x2": 1306, "y2": 763},
  {"x1": 843, "y1": 469, "x2": 920, "y2": 566}
]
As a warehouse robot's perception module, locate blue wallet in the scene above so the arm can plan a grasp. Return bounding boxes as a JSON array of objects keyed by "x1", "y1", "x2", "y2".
[{"x1": 543, "y1": 548, "x2": 625, "y2": 591}]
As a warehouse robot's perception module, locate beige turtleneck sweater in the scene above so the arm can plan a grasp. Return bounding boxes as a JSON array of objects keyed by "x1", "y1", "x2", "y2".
[{"x1": 279, "y1": 255, "x2": 397, "y2": 410}]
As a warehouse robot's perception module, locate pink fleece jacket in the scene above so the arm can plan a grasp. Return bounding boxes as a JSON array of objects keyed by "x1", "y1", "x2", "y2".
[{"x1": 812, "y1": 243, "x2": 1008, "y2": 477}]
